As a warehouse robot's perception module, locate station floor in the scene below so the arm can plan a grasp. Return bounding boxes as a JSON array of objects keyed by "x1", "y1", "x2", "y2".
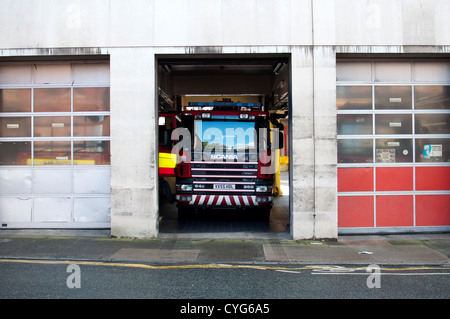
[{"x1": 158, "y1": 171, "x2": 290, "y2": 236}]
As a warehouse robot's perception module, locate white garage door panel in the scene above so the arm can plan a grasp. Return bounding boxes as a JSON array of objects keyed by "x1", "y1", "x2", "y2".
[
  {"x1": 34, "y1": 169, "x2": 72, "y2": 194},
  {"x1": 74, "y1": 169, "x2": 110, "y2": 194},
  {"x1": 336, "y1": 62, "x2": 372, "y2": 82},
  {"x1": 74, "y1": 198, "x2": 110, "y2": 222},
  {"x1": 374, "y1": 62, "x2": 412, "y2": 82},
  {"x1": 73, "y1": 64, "x2": 110, "y2": 86},
  {"x1": 0, "y1": 169, "x2": 32, "y2": 194},
  {"x1": 0, "y1": 198, "x2": 32, "y2": 222},
  {"x1": 414, "y1": 62, "x2": 450, "y2": 82},
  {"x1": 34, "y1": 64, "x2": 72, "y2": 85},
  {"x1": 0, "y1": 65, "x2": 32, "y2": 85},
  {"x1": 34, "y1": 197, "x2": 72, "y2": 222}
]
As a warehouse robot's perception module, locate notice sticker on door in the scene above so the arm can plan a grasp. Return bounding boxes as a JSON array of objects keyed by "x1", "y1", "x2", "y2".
[
  {"x1": 389, "y1": 122, "x2": 402, "y2": 128},
  {"x1": 387, "y1": 141, "x2": 400, "y2": 147},
  {"x1": 376, "y1": 149, "x2": 396, "y2": 163},
  {"x1": 424, "y1": 144, "x2": 442, "y2": 159}
]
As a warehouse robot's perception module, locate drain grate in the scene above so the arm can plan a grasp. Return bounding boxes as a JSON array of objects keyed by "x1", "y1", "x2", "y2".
[{"x1": 263, "y1": 239, "x2": 290, "y2": 262}]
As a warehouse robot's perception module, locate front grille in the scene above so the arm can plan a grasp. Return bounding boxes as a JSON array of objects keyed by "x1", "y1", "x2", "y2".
[{"x1": 191, "y1": 161, "x2": 257, "y2": 193}]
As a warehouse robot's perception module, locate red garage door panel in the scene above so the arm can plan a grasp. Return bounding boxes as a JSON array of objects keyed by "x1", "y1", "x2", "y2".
[
  {"x1": 376, "y1": 167, "x2": 413, "y2": 191},
  {"x1": 416, "y1": 167, "x2": 450, "y2": 191},
  {"x1": 338, "y1": 168, "x2": 373, "y2": 192},
  {"x1": 338, "y1": 196, "x2": 374, "y2": 227},
  {"x1": 376, "y1": 195, "x2": 414, "y2": 227},
  {"x1": 416, "y1": 195, "x2": 450, "y2": 226}
]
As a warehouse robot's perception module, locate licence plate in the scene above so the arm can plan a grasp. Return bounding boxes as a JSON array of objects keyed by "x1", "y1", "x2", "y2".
[{"x1": 213, "y1": 184, "x2": 235, "y2": 190}]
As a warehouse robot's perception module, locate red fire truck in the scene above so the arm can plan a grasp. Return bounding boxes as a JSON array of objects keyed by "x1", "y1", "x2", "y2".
[
  {"x1": 158, "y1": 112, "x2": 178, "y2": 177},
  {"x1": 173, "y1": 100, "x2": 283, "y2": 217}
]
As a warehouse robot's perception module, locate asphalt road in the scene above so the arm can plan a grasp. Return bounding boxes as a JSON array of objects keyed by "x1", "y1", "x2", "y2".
[{"x1": 1, "y1": 260, "x2": 449, "y2": 302}]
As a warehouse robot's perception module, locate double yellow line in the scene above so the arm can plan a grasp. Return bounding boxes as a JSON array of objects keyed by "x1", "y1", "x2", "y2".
[{"x1": 0, "y1": 258, "x2": 447, "y2": 272}]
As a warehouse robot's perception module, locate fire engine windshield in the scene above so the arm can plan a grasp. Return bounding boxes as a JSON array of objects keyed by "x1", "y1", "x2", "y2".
[{"x1": 194, "y1": 120, "x2": 256, "y2": 152}]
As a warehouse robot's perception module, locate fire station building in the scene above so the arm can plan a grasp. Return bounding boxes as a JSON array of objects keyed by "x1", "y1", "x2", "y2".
[{"x1": 0, "y1": 0, "x2": 449, "y2": 239}]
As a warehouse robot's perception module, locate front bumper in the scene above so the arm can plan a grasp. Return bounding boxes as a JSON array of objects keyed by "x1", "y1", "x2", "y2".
[{"x1": 176, "y1": 194, "x2": 273, "y2": 208}]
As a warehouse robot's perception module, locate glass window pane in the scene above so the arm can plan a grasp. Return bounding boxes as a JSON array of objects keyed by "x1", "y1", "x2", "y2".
[
  {"x1": 416, "y1": 138, "x2": 450, "y2": 163},
  {"x1": 414, "y1": 86, "x2": 450, "y2": 110},
  {"x1": 338, "y1": 139, "x2": 373, "y2": 163},
  {"x1": 73, "y1": 116, "x2": 110, "y2": 137},
  {"x1": 0, "y1": 142, "x2": 31, "y2": 165},
  {"x1": 73, "y1": 141, "x2": 110, "y2": 165},
  {"x1": 0, "y1": 117, "x2": 31, "y2": 137},
  {"x1": 0, "y1": 89, "x2": 31, "y2": 112},
  {"x1": 73, "y1": 87, "x2": 110, "y2": 112},
  {"x1": 34, "y1": 116, "x2": 71, "y2": 137},
  {"x1": 34, "y1": 88, "x2": 71, "y2": 112},
  {"x1": 194, "y1": 120, "x2": 256, "y2": 151},
  {"x1": 337, "y1": 86, "x2": 372, "y2": 110},
  {"x1": 34, "y1": 141, "x2": 71, "y2": 165},
  {"x1": 415, "y1": 114, "x2": 450, "y2": 135},
  {"x1": 337, "y1": 114, "x2": 372, "y2": 135},
  {"x1": 375, "y1": 86, "x2": 412, "y2": 109},
  {"x1": 375, "y1": 114, "x2": 412, "y2": 134},
  {"x1": 376, "y1": 139, "x2": 413, "y2": 163}
]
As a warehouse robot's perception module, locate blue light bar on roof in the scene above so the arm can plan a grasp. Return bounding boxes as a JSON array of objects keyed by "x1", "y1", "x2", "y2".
[{"x1": 188, "y1": 101, "x2": 262, "y2": 108}]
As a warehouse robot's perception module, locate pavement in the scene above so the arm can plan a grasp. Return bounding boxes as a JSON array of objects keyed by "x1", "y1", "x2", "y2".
[{"x1": 0, "y1": 229, "x2": 449, "y2": 266}]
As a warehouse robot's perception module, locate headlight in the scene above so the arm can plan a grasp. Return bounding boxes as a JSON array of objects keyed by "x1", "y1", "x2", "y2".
[
  {"x1": 256, "y1": 185, "x2": 268, "y2": 192},
  {"x1": 180, "y1": 184, "x2": 193, "y2": 192},
  {"x1": 176, "y1": 195, "x2": 192, "y2": 201}
]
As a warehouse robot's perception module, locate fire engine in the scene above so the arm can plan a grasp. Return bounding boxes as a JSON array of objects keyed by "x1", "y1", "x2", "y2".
[
  {"x1": 173, "y1": 100, "x2": 283, "y2": 218},
  {"x1": 158, "y1": 112, "x2": 178, "y2": 177}
]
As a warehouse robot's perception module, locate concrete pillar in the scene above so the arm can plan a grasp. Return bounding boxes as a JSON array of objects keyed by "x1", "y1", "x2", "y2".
[
  {"x1": 110, "y1": 48, "x2": 159, "y2": 238},
  {"x1": 290, "y1": 46, "x2": 315, "y2": 239},
  {"x1": 290, "y1": 46, "x2": 337, "y2": 240},
  {"x1": 312, "y1": 46, "x2": 338, "y2": 239}
]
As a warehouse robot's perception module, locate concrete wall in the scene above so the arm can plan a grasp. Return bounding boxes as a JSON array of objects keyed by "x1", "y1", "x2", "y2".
[
  {"x1": 109, "y1": 48, "x2": 158, "y2": 238},
  {"x1": 1, "y1": 0, "x2": 449, "y2": 48},
  {"x1": 0, "y1": 0, "x2": 449, "y2": 239}
]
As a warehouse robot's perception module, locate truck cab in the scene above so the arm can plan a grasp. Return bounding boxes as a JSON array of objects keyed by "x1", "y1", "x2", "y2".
[{"x1": 173, "y1": 100, "x2": 283, "y2": 217}]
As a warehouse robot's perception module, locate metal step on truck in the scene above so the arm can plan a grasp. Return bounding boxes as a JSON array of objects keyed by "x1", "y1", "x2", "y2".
[{"x1": 172, "y1": 99, "x2": 284, "y2": 218}]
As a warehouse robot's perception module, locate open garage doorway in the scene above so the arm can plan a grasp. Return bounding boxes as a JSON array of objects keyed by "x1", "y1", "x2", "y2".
[{"x1": 156, "y1": 54, "x2": 290, "y2": 238}]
